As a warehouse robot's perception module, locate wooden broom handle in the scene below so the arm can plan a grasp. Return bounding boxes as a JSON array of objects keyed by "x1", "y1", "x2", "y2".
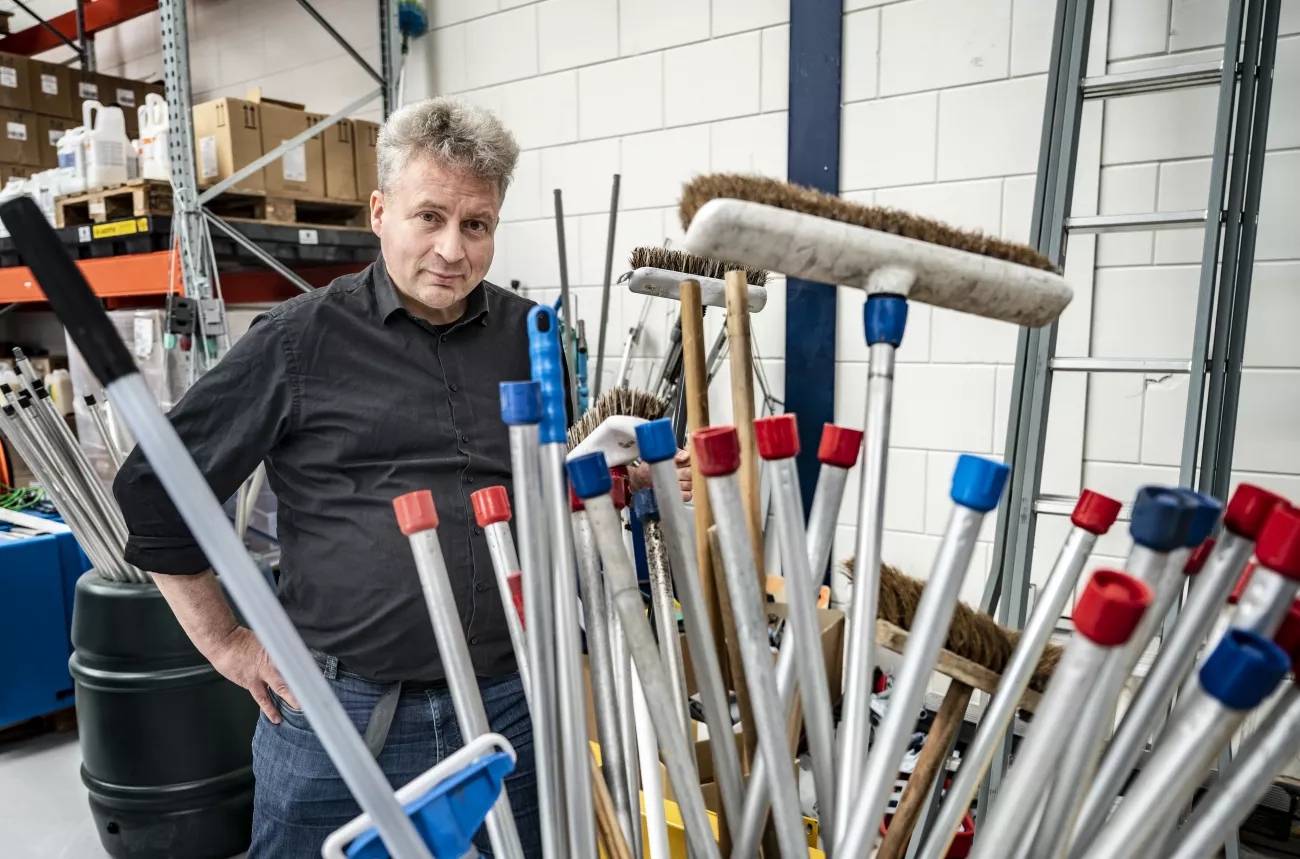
[
  {"x1": 590, "y1": 752, "x2": 635, "y2": 859},
  {"x1": 724, "y1": 269, "x2": 766, "y2": 588},
  {"x1": 876, "y1": 681, "x2": 975, "y2": 859}
]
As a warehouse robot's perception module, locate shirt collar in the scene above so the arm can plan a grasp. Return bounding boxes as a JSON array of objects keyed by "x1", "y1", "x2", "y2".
[{"x1": 374, "y1": 258, "x2": 490, "y2": 330}]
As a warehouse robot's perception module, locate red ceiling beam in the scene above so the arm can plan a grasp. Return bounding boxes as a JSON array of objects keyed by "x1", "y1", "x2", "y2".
[{"x1": 0, "y1": 0, "x2": 159, "y2": 57}]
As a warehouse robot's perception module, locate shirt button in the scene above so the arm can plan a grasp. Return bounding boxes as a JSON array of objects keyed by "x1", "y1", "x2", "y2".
[
  {"x1": 440, "y1": 335, "x2": 447, "y2": 342},
  {"x1": 474, "y1": 527, "x2": 483, "y2": 536},
  {"x1": 462, "y1": 434, "x2": 470, "y2": 443},
  {"x1": 466, "y1": 475, "x2": 475, "y2": 483},
  {"x1": 475, "y1": 583, "x2": 486, "y2": 592},
  {"x1": 450, "y1": 383, "x2": 459, "y2": 392},
  {"x1": 470, "y1": 636, "x2": 480, "y2": 645}
]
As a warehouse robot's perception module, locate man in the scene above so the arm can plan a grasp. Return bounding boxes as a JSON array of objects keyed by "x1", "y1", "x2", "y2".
[{"x1": 113, "y1": 97, "x2": 690, "y2": 859}]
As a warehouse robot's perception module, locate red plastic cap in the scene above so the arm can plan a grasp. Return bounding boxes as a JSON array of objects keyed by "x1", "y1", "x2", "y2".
[
  {"x1": 393, "y1": 491, "x2": 438, "y2": 535},
  {"x1": 471, "y1": 486, "x2": 511, "y2": 527},
  {"x1": 1071, "y1": 490, "x2": 1123, "y2": 535},
  {"x1": 569, "y1": 484, "x2": 584, "y2": 512},
  {"x1": 1256, "y1": 504, "x2": 1300, "y2": 580},
  {"x1": 1184, "y1": 538, "x2": 1216, "y2": 575},
  {"x1": 1273, "y1": 600, "x2": 1300, "y2": 667},
  {"x1": 1073, "y1": 569, "x2": 1153, "y2": 647},
  {"x1": 693, "y1": 426, "x2": 741, "y2": 477},
  {"x1": 1230, "y1": 562, "x2": 1257, "y2": 605},
  {"x1": 755, "y1": 414, "x2": 800, "y2": 460},
  {"x1": 610, "y1": 471, "x2": 628, "y2": 510},
  {"x1": 818, "y1": 424, "x2": 863, "y2": 469},
  {"x1": 1224, "y1": 484, "x2": 1285, "y2": 540}
]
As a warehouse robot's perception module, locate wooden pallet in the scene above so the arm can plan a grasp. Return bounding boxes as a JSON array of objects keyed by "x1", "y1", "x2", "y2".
[
  {"x1": 54, "y1": 181, "x2": 370, "y2": 230},
  {"x1": 55, "y1": 179, "x2": 173, "y2": 228}
]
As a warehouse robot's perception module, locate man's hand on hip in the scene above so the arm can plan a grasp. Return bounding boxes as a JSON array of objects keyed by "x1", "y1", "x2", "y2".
[
  {"x1": 627, "y1": 448, "x2": 693, "y2": 501},
  {"x1": 209, "y1": 626, "x2": 300, "y2": 724}
]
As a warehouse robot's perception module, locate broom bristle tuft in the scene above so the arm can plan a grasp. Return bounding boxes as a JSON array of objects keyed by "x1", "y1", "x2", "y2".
[
  {"x1": 567, "y1": 386, "x2": 671, "y2": 448},
  {"x1": 841, "y1": 557, "x2": 1062, "y2": 690},
  {"x1": 629, "y1": 246, "x2": 768, "y2": 286},
  {"x1": 679, "y1": 173, "x2": 1056, "y2": 273}
]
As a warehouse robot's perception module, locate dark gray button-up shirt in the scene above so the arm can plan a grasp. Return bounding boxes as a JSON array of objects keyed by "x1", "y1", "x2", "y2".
[{"x1": 113, "y1": 259, "x2": 564, "y2": 683}]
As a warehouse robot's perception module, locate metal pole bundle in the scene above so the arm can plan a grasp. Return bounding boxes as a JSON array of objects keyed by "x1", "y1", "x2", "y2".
[{"x1": 393, "y1": 491, "x2": 525, "y2": 859}]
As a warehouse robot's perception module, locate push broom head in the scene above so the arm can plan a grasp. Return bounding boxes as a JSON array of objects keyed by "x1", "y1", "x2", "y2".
[
  {"x1": 678, "y1": 173, "x2": 1073, "y2": 328},
  {"x1": 567, "y1": 386, "x2": 671, "y2": 467},
  {"x1": 625, "y1": 246, "x2": 770, "y2": 312}
]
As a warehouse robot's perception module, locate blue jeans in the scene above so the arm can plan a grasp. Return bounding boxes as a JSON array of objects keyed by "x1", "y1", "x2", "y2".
[{"x1": 248, "y1": 666, "x2": 540, "y2": 859}]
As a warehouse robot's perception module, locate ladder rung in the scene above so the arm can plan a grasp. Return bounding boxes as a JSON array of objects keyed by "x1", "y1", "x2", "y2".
[
  {"x1": 1049, "y1": 358, "x2": 1192, "y2": 373},
  {"x1": 1035, "y1": 495, "x2": 1133, "y2": 521},
  {"x1": 1065, "y1": 210, "x2": 1208, "y2": 234},
  {"x1": 1081, "y1": 60, "x2": 1225, "y2": 99}
]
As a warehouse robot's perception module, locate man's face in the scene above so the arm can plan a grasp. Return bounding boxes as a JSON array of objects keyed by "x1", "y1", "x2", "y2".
[{"x1": 370, "y1": 154, "x2": 500, "y2": 313}]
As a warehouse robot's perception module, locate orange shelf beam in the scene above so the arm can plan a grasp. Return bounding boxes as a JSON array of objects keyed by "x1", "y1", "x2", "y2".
[
  {"x1": 0, "y1": 251, "x2": 365, "y2": 305},
  {"x1": 0, "y1": 0, "x2": 159, "y2": 57}
]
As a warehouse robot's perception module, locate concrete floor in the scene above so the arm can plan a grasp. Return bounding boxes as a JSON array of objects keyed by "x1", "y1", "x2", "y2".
[{"x1": 0, "y1": 730, "x2": 245, "y2": 859}]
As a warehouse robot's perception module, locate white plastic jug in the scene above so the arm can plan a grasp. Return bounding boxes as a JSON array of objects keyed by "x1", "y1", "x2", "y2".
[
  {"x1": 82, "y1": 100, "x2": 130, "y2": 190},
  {"x1": 137, "y1": 93, "x2": 171, "y2": 181},
  {"x1": 57, "y1": 125, "x2": 87, "y2": 195},
  {"x1": 127, "y1": 139, "x2": 140, "y2": 181}
]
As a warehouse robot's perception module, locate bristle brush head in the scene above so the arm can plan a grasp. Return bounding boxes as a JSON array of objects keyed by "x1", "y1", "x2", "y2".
[
  {"x1": 679, "y1": 173, "x2": 1056, "y2": 273},
  {"x1": 629, "y1": 246, "x2": 768, "y2": 286},
  {"x1": 567, "y1": 386, "x2": 671, "y2": 448}
]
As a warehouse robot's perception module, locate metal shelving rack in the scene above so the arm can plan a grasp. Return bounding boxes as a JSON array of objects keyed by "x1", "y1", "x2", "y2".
[
  {"x1": 971, "y1": 0, "x2": 1282, "y2": 855},
  {"x1": 158, "y1": 0, "x2": 400, "y2": 371}
]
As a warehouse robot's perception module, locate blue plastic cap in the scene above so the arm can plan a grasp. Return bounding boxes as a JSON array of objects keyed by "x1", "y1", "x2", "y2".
[
  {"x1": 636, "y1": 418, "x2": 678, "y2": 464},
  {"x1": 949, "y1": 455, "x2": 1010, "y2": 513},
  {"x1": 527, "y1": 305, "x2": 567, "y2": 445},
  {"x1": 1177, "y1": 489, "x2": 1224, "y2": 547},
  {"x1": 567, "y1": 452, "x2": 613, "y2": 499},
  {"x1": 632, "y1": 488, "x2": 659, "y2": 521},
  {"x1": 1129, "y1": 486, "x2": 1194, "y2": 552},
  {"x1": 864, "y1": 294, "x2": 908, "y2": 347},
  {"x1": 499, "y1": 381, "x2": 542, "y2": 425},
  {"x1": 1198, "y1": 628, "x2": 1289, "y2": 711}
]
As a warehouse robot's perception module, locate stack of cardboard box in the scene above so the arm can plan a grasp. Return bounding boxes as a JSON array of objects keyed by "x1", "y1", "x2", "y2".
[
  {"x1": 192, "y1": 88, "x2": 378, "y2": 204},
  {"x1": 0, "y1": 51, "x2": 163, "y2": 183}
]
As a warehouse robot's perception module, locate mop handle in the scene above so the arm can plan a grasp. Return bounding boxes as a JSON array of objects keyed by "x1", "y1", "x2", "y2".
[
  {"x1": 755, "y1": 414, "x2": 840, "y2": 843},
  {"x1": 634, "y1": 418, "x2": 747, "y2": 831},
  {"x1": 695, "y1": 425, "x2": 811, "y2": 859},
  {"x1": 914, "y1": 490, "x2": 1122, "y2": 859},
  {"x1": 394, "y1": 492, "x2": 525, "y2": 859},
  {"x1": 1228, "y1": 504, "x2": 1300, "y2": 636},
  {"x1": 472, "y1": 487, "x2": 530, "y2": 700},
  {"x1": 838, "y1": 454, "x2": 1009, "y2": 859},
  {"x1": 1077, "y1": 629, "x2": 1288, "y2": 859},
  {"x1": 0, "y1": 195, "x2": 434, "y2": 859},
  {"x1": 568, "y1": 452, "x2": 723, "y2": 859},
  {"x1": 501, "y1": 381, "x2": 566, "y2": 859},
  {"x1": 968, "y1": 570, "x2": 1153, "y2": 859},
  {"x1": 632, "y1": 487, "x2": 693, "y2": 742},
  {"x1": 837, "y1": 293, "x2": 907, "y2": 848},
  {"x1": 731, "y1": 422, "x2": 863, "y2": 859}
]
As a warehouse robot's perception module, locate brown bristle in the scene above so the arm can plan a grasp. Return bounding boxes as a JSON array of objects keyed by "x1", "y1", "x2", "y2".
[
  {"x1": 842, "y1": 557, "x2": 1062, "y2": 690},
  {"x1": 629, "y1": 246, "x2": 768, "y2": 286},
  {"x1": 568, "y1": 386, "x2": 671, "y2": 448},
  {"x1": 680, "y1": 173, "x2": 1057, "y2": 273}
]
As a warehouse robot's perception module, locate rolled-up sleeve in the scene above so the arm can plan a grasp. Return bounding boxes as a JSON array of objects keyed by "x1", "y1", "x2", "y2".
[{"x1": 113, "y1": 313, "x2": 296, "y2": 574}]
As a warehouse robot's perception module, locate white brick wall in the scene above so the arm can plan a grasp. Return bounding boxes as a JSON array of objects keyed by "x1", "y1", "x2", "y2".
[{"x1": 10, "y1": 0, "x2": 1297, "y2": 619}]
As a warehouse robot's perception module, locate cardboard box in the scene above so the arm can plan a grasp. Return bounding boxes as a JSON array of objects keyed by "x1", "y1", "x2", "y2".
[
  {"x1": 100, "y1": 74, "x2": 141, "y2": 139},
  {"x1": 353, "y1": 118, "x2": 379, "y2": 202},
  {"x1": 0, "y1": 110, "x2": 39, "y2": 166},
  {"x1": 0, "y1": 53, "x2": 30, "y2": 111},
  {"x1": 36, "y1": 115, "x2": 72, "y2": 170},
  {"x1": 192, "y1": 97, "x2": 264, "y2": 193},
  {"x1": 29, "y1": 59, "x2": 72, "y2": 119},
  {"x1": 0, "y1": 161, "x2": 36, "y2": 181},
  {"x1": 308, "y1": 115, "x2": 357, "y2": 201},
  {"x1": 249, "y1": 89, "x2": 323, "y2": 197},
  {"x1": 72, "y1": 71, "x2": 101, "y2": 128}
]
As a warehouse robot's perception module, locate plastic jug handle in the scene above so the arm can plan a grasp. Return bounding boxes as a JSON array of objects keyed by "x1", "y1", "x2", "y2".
[{"x1": 83, "y1": 99, "x2": 102, "y2": 129}]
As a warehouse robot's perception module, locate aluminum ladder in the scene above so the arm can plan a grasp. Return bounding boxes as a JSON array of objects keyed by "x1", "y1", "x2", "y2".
[{"x1": 966, "y1": 0, "x2": 1283, "y2": 856}]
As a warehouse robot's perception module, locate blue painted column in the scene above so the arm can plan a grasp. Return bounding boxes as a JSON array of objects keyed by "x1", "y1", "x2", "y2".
[{"x1": 785, "y1": 0, "x2": 843, "y2": 516}]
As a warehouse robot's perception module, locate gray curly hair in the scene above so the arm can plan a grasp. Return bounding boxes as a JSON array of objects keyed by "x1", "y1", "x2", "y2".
[{"x1": 377, "y1": 97, "x2": 520, "y2": 199}]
